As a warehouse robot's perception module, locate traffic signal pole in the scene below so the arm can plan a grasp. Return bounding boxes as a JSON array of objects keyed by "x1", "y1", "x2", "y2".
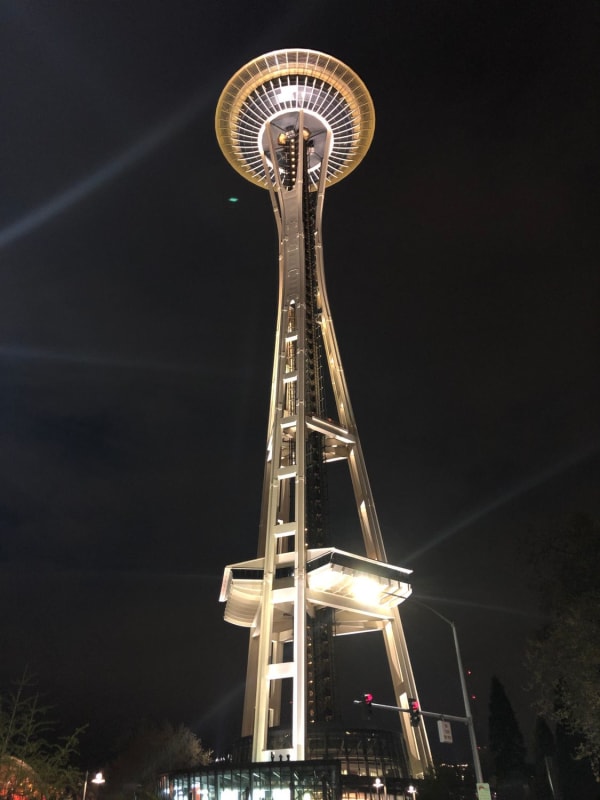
[
  {"x1": 356, "y1": 665, "x2": 483, "y2": 784},
  {"x1": 355, "y1": 601, "x2": 485, "y2": 784},
  {"x1": 354, "y1": 698, "x2": 474, "y2": 725},
  {"x1": 355, "y1": 696, "x2": 482, "y2": 782}
]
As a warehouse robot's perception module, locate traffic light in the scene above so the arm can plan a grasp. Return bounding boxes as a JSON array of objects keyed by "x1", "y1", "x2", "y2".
[
  {"x1": 408, "y1": 698, "x2": 420, "y2": 727},
  {"x1": 363, "y1": 693, "x2": 373, "y2": 716}
]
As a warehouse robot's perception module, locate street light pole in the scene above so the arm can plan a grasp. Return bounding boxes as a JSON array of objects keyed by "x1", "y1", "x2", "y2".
[
  {"x1": 82, "y1": 771, "x2": 105, "y2": 800},
  {"x1": 373, "y1": 777, "x2": 383, "y2": 800},
  {"x1": 415, "y1": 602, "x2": 483, "y2": 784}
]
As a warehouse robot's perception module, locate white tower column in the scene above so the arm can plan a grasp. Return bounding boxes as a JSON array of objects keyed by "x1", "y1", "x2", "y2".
[{"x1": 216, "y1": 48, "x2": 433, "y2": 778}]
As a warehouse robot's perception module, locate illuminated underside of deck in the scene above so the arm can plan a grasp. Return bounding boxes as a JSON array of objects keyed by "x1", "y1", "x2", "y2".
[{"x1": 220, "y1": 548, "x2": 412, "y2": 636}]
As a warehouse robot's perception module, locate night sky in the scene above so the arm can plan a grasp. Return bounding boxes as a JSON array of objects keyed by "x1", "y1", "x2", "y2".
[{"x1": 1, "y1": 0, "x2": 599, "y2": 771}]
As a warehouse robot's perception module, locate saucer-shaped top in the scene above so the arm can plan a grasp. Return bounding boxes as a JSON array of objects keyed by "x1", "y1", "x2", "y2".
[{"x1": 216, "y1": 49, "x2": 375, "y2": 190}]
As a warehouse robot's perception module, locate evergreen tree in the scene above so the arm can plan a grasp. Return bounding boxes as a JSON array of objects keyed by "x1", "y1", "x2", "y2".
[
  {"x1": 526, "y1": 514, "x2": 600, "y2": 779},
  {"x1": 488, "y1": 676, "x2": 527, "y2": 796}
]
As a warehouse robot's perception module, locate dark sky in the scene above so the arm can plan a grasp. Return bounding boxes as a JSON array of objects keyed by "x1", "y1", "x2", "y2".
[{"x1": 1, "y1": 0, "x2": 599, "y2": 771}]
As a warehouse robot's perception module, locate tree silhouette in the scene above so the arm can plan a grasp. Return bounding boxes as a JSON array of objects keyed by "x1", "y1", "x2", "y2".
[
  {"x1": 105, "y1": 720, "x2": 212, "y2": 800},
  {"x1": 526, "y1": 514, "x2": 600, "y2": 780},
  {"x1": 488, "y1": 676, "x2": 527, "y2": 795},
  {"x1": 554, "y1": 723, "x2": 599, "y2": 800},
  {"x1": 0, "y1": 670, "x2": 84, "y2": 800}
]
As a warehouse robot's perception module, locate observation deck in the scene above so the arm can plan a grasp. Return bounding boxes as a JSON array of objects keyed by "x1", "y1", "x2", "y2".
[
  {"x1": 220, "y1": 547, "x2": 413, "y2": 637},
  {"x1": 215, "y1": 48, "x2": 375, "y2": 190}
]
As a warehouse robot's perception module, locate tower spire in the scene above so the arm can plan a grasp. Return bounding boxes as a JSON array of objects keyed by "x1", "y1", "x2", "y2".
[{"x1": 216, "y1": 49, "x2": 432, "y2": 778}]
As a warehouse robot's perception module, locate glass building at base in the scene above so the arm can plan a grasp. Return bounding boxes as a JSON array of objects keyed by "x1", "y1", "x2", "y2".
[
  {"x1": 158, "y1": 754, "x2": 421, "y2": 800},
  {"x1": 158, "y1": 726, "x2": 420, "y2": 800}
]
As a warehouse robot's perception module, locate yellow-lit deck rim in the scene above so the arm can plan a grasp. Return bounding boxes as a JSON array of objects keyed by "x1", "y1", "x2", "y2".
[{"x1": 215, "y1": 49, "x2": 375, "y2": 189}]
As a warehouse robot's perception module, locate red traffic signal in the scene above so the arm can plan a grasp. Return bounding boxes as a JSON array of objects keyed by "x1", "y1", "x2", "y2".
[
  {"x1": 363, "y1": 693, "x2": 373, "y2": 706},
  {"x1": 409, "y1": 698, "x2": 420, "y2": 727}
]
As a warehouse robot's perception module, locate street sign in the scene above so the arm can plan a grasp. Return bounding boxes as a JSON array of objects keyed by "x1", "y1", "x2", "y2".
[
  {"x1": 476, "y1": 784, "x2": 491, "y2": 800},
  {"x1": 437, "y1": 720, "x2": 453, "y2": 743}
]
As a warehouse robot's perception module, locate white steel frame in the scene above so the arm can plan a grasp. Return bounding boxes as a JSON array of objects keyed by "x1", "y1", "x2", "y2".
[{"x1": 216, "y1": 49, "x2": 432, "y2": 778}]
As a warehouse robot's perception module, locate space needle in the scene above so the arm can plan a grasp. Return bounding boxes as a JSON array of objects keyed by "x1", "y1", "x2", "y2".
[{"x1": 216, "y1": 49, "x2": 432, "y2": 781}]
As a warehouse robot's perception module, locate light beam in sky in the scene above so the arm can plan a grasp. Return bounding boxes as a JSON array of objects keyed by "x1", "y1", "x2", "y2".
[
  {"x1": 0, "y1": 87, "x2": 213, "y2": 251},
  {"x1": 412, "y1": 593, "x2": 548, "y2": 621},
  {"x1": 406, "y1": 440, "x2": 600, "y2": 563},
  {"x1": 0, "y1": 343, "x2": 238, "y2": 376},
  {"x1": 0, "y1": 0, "x2": 321, "y2": 253}
]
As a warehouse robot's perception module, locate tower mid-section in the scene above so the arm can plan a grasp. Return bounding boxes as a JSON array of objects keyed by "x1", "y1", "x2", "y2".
[{"x1": 215, "y1": 49, "x2": 432, "y2": 780}]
